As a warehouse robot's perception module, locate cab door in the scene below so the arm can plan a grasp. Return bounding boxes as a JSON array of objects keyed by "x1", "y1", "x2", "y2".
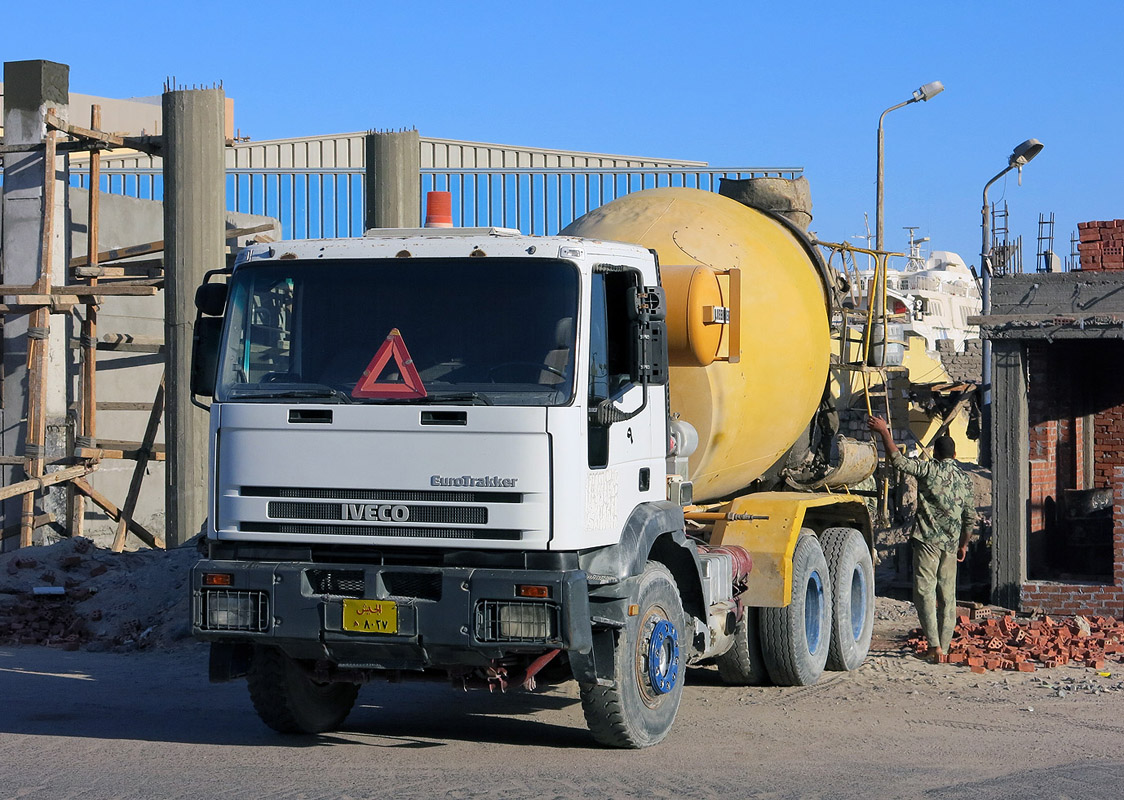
[{"x1": 583, "y1": 269, "x2": 662, "y2": 542}]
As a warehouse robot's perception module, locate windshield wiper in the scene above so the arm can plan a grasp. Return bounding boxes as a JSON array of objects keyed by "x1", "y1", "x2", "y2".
[
  {"x1": 406, "y1": 392, "x2": 494, "y2": 406},
  {"x1": 236, "y1": 384, "x2": 354, "y2": 404}
]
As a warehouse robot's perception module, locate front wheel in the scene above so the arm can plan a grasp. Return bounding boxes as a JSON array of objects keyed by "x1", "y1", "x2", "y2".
[
  {"x1": 580, "y1": 562, "x2": 685, "y2": 748},
  {"x1": 246, "y1": 646, "x2": 359, "y2": 734},
  {"x1": 759, "y1": 533, "x2": 833, "y2": 686}
]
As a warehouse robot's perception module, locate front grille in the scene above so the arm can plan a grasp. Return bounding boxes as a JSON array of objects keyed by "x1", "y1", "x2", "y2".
[
  {"x1": 197, "y1": 590, "x2": 270, "y2": 632},
  {"x1": 267, "y1": 501, "x2": 487, "y2": 525},
  {"x1": 474, "y1": 600, "x2": 559, "y2": 643},
  {"x1": 383, "y1": 572, "x2": 442, "y2": 600},
  {"x1": 306, "y1": 569, "x2": 365, "y2": 597},
  {"x1": 241, "y1": 522, "x2": 521, "y2": 540},
  {"x1": 242, "y1": 486, "x2": 521, "y2": 504}
]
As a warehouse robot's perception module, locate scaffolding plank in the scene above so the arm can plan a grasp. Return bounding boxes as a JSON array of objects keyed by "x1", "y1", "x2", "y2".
[
  {"x1": 74, "y1": 259, "x2": 163, "y2": 279},
  {"x1": 112, "y1": 373, "x2": 165, "y2": 552},
  {"x1": 95, "y1": 402, "x2": 154, "y2": 412},
  {"x1": 20, "y1": 130, "x2": 58, "y2": 547},
  {"x1": 71, "y1": 478, "x2": 164, "y2": 550},
  {"x1": 74, "y1": 442, "x2": 166, "y2": 461},
  {"x1": 0, "y1": 464, "x2": 95, "y2": 503},
  {"x1": 69, "y1": 240, "x2": 165, "y2": 270}
]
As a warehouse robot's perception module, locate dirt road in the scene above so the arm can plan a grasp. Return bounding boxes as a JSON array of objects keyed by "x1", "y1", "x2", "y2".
[{"x1": 2, "y1": 614, "x2": 1123, "y2": 800}]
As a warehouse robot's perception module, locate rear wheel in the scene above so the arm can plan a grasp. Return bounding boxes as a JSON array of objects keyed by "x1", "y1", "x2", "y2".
[
  {"x1": 715, "y1": 606, "x2": 770, "y2": 686},
  {"x1": 579, "y1": 562, "x2": 685, "y2": 748},
  {"x1": 822, "y1": 526, "x2": 875, "y2": 671},
  {"x1": 759, "y1": 533, "x2": 833, "y2": 686},
  {"x1": 246, "y1": 645, "x2": 359, "y2": 734}
]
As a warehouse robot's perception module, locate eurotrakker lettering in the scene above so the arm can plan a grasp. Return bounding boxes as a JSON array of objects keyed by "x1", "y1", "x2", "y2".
[{"x1": 430, "y1": 474, "x2": 518, "y2": 488}]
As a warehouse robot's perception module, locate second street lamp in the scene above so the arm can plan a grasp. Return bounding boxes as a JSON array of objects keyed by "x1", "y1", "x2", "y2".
[
  {"x1": 875, "y1": 81, "x2": 945, "y2": 252},
  {"x1": 979, "y1": 138, "x2": 1045, "y2": 468}
]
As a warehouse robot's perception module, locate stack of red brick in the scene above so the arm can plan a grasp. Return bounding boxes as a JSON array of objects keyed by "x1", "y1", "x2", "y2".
[
  {"x1": 907, "y1": 612, "x2": 1124, "y2": 674},
  {"x1": 1077, "y1": 220, "x2": 1124, "y2": 271}
]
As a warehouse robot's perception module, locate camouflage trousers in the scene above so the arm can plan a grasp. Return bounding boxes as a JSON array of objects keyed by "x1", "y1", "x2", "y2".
[{"x1": 912, "y1": 538, "x2": 958, "y2": 653}]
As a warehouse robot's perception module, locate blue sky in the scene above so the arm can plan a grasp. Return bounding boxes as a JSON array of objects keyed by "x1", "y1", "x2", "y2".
[{"x1": 8, "y1": 1, "x2": 1121, "y2": 269}]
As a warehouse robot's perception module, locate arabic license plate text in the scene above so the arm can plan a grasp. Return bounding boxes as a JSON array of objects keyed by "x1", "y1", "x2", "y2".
[{"x1": 342, "y1": 598, "x2": 398, "y2": 634}]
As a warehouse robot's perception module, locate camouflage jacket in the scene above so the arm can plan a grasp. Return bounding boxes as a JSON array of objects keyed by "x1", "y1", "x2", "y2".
[{"x1": 891, "y1": 452, "x2": 976, "y2": 552}]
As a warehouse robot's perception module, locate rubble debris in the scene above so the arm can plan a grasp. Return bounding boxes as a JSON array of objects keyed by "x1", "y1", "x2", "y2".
[
  {"x1": 0, "y1": 536, "x2": 196, "y2": 652},
  {"x1": 907, "y1": 610, "x2": 1124, "y2": 673}
]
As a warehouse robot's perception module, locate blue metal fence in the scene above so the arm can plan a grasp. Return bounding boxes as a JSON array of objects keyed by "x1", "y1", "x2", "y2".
[{"x1": 64, "y1": 138, "x2": 802, "y2": 240}]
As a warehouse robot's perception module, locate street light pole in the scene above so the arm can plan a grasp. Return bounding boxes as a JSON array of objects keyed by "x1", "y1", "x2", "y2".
[
  {"x1": 875, "y1": 81, "x2": 944, "y2": 251},
  {"x1": 979, "y1": 138, "x2": 1045, "y2": 468}
]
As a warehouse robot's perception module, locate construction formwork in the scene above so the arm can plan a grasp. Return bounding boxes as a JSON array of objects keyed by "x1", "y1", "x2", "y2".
[{"x1": 0, "y1": 60, "x2": 276, "y2": 553}]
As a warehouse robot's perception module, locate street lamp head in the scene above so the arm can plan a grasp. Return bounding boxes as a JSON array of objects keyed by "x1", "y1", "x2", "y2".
[
  {"x1": 913, "y1": 81, "x2": 945, "y2": 102},
  {"x1": 1009, "y1": 138, "x2": 1044, "y2": 167}
]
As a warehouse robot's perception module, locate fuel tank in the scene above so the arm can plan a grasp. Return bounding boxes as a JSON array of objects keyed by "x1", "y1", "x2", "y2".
[{"x1": 562, "y1": 188, "x2": 832, "y2": 500}]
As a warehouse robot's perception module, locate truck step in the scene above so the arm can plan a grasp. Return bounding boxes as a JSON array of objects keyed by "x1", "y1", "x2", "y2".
[{"x1": 591, "y1": 615, "x2": 625, "y2": 629}]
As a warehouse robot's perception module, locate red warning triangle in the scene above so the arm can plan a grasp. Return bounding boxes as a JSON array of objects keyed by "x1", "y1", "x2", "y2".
[{"x1": 351, "y1": 328, "x2": 427, "y2": 399}]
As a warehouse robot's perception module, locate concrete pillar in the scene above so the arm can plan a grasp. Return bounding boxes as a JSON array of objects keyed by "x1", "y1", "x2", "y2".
[
  {"x1": 162, "y1": 87, "x2": 225, "y2": 547},
  {"x1": 365, "y1": 129, "x2": 420, "y2": 230},
  {"x1": 991, "y1": 339, "x2": 1029, "y2": 609},
  {"x1": 1, "y1": 60, "x2": 70, "y2": 549}
]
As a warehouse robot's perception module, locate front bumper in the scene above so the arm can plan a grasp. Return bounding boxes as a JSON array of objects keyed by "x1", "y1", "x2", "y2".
[{"x1": 191, "y1": 558, "x2": 592, "y2": 671}]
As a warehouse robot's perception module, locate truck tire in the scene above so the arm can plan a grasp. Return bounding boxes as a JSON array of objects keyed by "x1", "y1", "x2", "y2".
[
  {"x1": 822, "y1": 526, "x2": 875, "y2": 671},
  {"x1": 246, "y1": 645, "x2": 359, "y2": 734},
  {"x1": 714, "y1": 606, "x2": 770, "y2": 686},
  {"x1": 759, "y1": 533, "x2": 833, "y2": 686},
  {"x1": 579, "y1": 562, "x2": 685, "y2": 748}
]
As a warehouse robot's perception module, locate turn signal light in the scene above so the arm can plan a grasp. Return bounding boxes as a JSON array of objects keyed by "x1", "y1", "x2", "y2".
[
  {"x1": 203, "y1": 573, "x2": 233, "y2": 586},
  {"x1": 517, "y1": 584, "x2": 550, "y2": 599}
]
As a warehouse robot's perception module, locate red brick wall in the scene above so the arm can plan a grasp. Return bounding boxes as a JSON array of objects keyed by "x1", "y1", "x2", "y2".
[
  {"x1": 1021, "y1": 466, "x2": 1124, "y2": 617},
  {"x1": 1027, "y1": 345, "x2": 1075, "y2": 537},
  {"x1": 1078, "y1": 220, "x2": 1124, "y2": 271},
  {"x1": 1021, "y1": 337, "x2": 1124, "y2": 616},
  {"x1": 1094, "y1": 404, "x2": 1124, "y2": 488}
]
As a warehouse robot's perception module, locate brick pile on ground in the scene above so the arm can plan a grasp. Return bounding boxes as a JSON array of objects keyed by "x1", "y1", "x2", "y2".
[
  {"x1": 907, "y1": 610, "x2": 1124, "y2": 673},
  {"x1": 0, "y1": 536, "x2": 197, "y2": 652}
]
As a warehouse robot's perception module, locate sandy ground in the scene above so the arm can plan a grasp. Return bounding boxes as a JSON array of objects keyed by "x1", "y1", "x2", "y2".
[
  {"x1": 2, "y1": 597, "x2": 1123, "y2": 799},
  {"x1": 3, "y1": 536, "x2": 1124, "y2": 798}
]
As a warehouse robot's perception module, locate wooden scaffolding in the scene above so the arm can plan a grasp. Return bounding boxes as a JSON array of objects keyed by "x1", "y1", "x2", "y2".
[{"x1": 0, "y1": 104, "x2": 270, "y2": 552}]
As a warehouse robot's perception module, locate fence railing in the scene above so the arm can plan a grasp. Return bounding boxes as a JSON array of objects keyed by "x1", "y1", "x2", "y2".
[{"x1": 62, "y1": 133, "x2": 802, "y2": 239}]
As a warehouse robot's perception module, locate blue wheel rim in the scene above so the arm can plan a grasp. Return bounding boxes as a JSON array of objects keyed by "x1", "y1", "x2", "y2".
[
  {"x1": 647, "y1": 619, "x2": 679, "y2": 695},
  {"x1": 850, "y1": 564, "x2": 867, "y2": 641},
  {"x1": 805, "y1": 570, "x2": 824, "y2": 655}
]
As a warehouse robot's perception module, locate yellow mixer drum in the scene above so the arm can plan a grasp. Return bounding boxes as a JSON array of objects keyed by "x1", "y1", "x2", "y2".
[{"x1": 562, "y1": 188, "x2": 831, "y2": 500}]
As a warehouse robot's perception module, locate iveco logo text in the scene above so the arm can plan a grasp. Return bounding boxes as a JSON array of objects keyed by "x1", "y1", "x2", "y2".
[
  {"x1": 341, "y1": 503, "x2": 410, "y2": 522},
  {"x1": 430, "y1": 474, "x2": 518, "y2": 488}
]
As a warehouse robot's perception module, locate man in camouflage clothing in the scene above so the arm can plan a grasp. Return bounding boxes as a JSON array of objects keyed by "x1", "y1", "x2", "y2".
[{"x1": 867, "y1": 416, "x2": 975, "y2": 662}]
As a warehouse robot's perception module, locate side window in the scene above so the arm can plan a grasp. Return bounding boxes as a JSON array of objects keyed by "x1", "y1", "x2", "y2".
[
  {"x1": 587, "y1": 270, "x2": 637, "y2": 468},
  {"x1": 588, "y1": 275, "x2": 610, "y2": 406},
  {"x1": 588, "y1": 274, "x2": 610, "y2": 468},
  {"x1": 234, "y1": 276, "x2": 294, "y2": 383}
]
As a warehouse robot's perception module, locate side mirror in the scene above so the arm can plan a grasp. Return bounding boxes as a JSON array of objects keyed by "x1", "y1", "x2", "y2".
[
  {"x1": 191, "y1": 316, "x2": 224, "y2": 398},
  {"x1": 195, "y1": 282, "x2": 228, "y2": 317},
  {"x1": 628, "y1": 286, "x2": 669, "y2": 385}
]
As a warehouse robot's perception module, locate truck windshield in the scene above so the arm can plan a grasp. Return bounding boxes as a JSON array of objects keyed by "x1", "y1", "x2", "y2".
[{"x1": 215, "y1": 257, "x2": 579, "y2": 406}]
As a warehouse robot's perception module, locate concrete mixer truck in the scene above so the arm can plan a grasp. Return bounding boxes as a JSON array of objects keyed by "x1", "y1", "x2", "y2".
[{"x1": 188, "y1": 187, "x2": 876, "y2": 748}]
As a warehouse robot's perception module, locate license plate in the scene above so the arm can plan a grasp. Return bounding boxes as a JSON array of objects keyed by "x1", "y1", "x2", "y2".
[{"x1": 342, "y1": 598, "x2": 398, "y2": 634}]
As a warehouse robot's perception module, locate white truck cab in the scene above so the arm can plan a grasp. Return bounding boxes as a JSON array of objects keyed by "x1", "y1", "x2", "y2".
[
  {"x1": 190, "y1": 222, "x2": 874, "y2": 748},
  {"x1": 191, "y1": 228, "x2": 705, "y2": 747}
]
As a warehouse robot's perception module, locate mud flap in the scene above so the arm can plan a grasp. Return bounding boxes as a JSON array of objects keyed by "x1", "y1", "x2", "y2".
[{"x1": 209, "y1": 641, "x2": 253, "y2": 683}]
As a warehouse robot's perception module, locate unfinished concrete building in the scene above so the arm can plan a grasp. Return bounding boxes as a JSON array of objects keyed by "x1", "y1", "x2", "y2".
[{"x1": 983, "y1": 219, "x2": 1124, "y2": 615}]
